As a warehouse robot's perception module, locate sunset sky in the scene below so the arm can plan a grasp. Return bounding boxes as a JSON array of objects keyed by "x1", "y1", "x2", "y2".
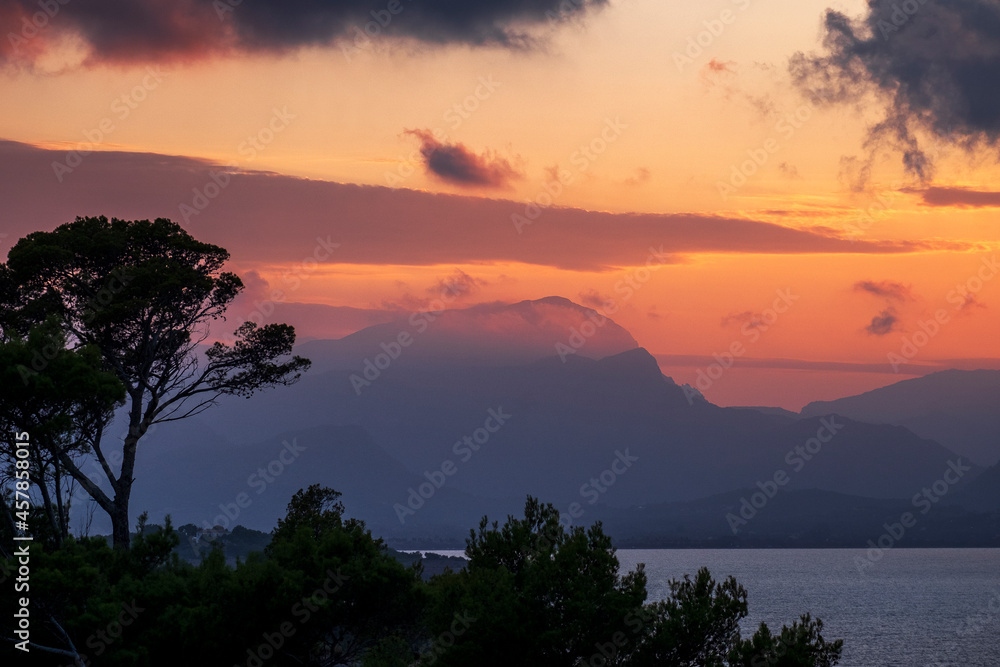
[{"x1": 2, "y1": 0, "x2": 999, "y2": 409}]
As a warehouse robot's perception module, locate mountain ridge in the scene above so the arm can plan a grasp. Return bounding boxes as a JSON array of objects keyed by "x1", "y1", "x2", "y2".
[{"x1": 113, "y1": 297, "x2": 995, "y2": 545}]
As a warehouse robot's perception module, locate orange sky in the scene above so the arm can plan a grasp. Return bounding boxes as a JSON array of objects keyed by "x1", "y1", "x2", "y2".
[{"x1": 1, "y1": 0, "x2": 998, "y2": 409}]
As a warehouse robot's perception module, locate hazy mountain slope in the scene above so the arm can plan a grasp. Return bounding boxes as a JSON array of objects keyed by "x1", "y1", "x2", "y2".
[
  {"x1": 101, "y1": 298, "x2": 980, "y2": 544},
  {"x1": 801, "y1": 369, "x2": 1000, "y2": 465},
  {"x1": 950, "y1": 462, "x2": 1000, "y2": 512},
  {"x1": 597, "y1": 489, "x2": 1000, "y2": 548},
  {"x1": 131, "y1": 421, "x2": 522, "y2": 539}
]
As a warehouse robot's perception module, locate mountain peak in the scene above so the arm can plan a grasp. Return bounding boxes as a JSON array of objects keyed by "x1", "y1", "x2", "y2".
[{"x1": 298, "y1": 295, "x2": 639, "y2": 371}]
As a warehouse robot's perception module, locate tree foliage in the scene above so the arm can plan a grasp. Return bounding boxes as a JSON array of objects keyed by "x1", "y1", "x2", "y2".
[
  {"x1": 423, "y1": 497, "x2": 843, "y2": 667},
  {"x1": 1, "y1": 489, "x2": 844, "y2": 665},
  {"x1": 422, "y1": 497, "x2": 647, "y2": 666},
  {"x1": 0, "y1": 317, "x2": 125, "y2": 547},
  {"x1": 0, "y1": 216, "x2": 310, "y2": 548}
]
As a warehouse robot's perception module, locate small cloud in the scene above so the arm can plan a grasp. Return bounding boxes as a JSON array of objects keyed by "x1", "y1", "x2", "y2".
[
  {"x1": 232, "y1": 269, "x2": 272, "y2": 311},
  {"x1": 624, "y1": 167, "x2": 651, "y2": 186},
  {"x1": 429, "y1": 269, "x2": 488, "y2": 299},
  {"x1": 647, "y1": 305, "x2": 661, "y2": 321},
  {"x1": 700, "y1": 58, "x2": 777, "y2": 118},
  {"x1": 955, "y1": 292, "x2": 988, "y2": 314},
  {"x1": 703, "y1": 58, "x2": 737, "y2": 76},
  {"x1": 405, "y1": 129, "x2": 522, "y2": 188},
  {"x1": 778, "y1": 162, "x2": 800, "y2": 179},
  {"x1": 578, "y1": 289, "x2": 612, "y2": 310},
  {"x1": 853, "y1": 280, "x2": 912, "y2": 302},
  {"x1": 854, "y1": 280, "x2": 913, "y2": 335},
  {"x1": 865, "y1": 309, "x2": 899, "y2": 336},
  {"x1": 380, "y1": 294, "x2": 429, "y2": 312},
  {"x1": 721, "y1": 310, "x2": 763, "y2": 329}
]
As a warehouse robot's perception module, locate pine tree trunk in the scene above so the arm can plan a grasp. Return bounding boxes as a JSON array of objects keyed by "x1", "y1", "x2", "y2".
[{"x1": 110, "y1": 500, "x2": 131, "y2": 550}]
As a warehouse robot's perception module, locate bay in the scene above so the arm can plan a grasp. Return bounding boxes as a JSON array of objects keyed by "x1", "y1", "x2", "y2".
[{"x1": 425, "y1": 548, "x2": 1000, "y2": 666}]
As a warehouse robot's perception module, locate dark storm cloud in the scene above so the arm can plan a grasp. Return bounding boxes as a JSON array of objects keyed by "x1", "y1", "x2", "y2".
[
  {"x1": 0, "y1": 0, "x2": 607, "y2": 65},
  {"x1": 405, "y1": 129, "x2": 521, "y2": 188},
  {"x1": 790, "y1": 0, "x2": 1000, "y2": 181}
]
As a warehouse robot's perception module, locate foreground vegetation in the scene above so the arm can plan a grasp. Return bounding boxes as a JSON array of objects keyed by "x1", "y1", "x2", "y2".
[{"x1": 2, "y1": 486, "x2": 842, "y2": 666}]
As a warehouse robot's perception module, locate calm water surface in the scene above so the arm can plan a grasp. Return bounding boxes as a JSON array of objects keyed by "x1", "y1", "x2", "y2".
[{"x1": 429, "y1": 548, "x2": 1000, "y2": 666}]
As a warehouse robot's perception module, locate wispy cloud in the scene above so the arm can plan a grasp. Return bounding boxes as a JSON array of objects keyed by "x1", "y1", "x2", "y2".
[
  {"x1": 918, "y1": 187, "x2": 1000, "y2": 208},
  {"x1": 577, "y1": 289, "x2": 612, "y2": 310},
  {"x1": 853, "y1": 280, "x2": 912, "y2": 302},
  {"x1": 429, "y1": 269, "x2": 488, "y2": 298},
  {"x1": 720, "y1": 310, "x2": 764, "y2": 330},
  {"x1": 623, "y1": 167, "x2": 651, "y2": 186},
  {"x1": 853, "y1": 280, "x2": 912, "y2": 336}
]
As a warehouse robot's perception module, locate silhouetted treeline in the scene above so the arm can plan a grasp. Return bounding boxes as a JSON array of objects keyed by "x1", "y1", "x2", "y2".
[{"x1": 2, "y1": 486, "x2": 843, "y2": 666}]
